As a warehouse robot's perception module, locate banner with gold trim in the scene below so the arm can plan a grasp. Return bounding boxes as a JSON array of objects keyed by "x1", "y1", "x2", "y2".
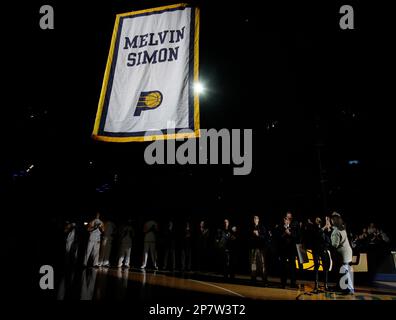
[{"x1": 93, "y1": 3, "x2": 200, "y2": 142}]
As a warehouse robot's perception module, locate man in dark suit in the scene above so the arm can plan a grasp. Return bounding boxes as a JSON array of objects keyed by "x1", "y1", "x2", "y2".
[
  {"x1": 216, "y1": 219, "x2": 238, "y2": 279},
  {"x1": 276, "y1": 211, "x2": 300, "y2": 288},
  {"x1": 249, "y1": 215, "x2": 269, "y2": 285}
]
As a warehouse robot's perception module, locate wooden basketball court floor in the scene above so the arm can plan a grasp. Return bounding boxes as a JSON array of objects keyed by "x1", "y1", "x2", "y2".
[{"x1": 66, "y1": 267, "x2": 396, "y2": 301}]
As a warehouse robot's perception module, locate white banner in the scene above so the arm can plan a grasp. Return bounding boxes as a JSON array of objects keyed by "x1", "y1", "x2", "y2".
[{"x1": 93, "y1": 3, "x2": 200, "y2": 142}]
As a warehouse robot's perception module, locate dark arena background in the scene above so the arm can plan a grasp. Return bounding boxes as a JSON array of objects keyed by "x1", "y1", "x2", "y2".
[{"x1": 1, "y1": 0, "x2": 396, "y2": 315}]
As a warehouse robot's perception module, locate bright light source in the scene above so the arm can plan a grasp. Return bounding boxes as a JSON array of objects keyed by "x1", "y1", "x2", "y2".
[
  {"x1": 193, "y1": 82, "x2": 204, "y2": 94},
  {"x1": 84, "y1": 222, "x2": 88, "y2": 226}
]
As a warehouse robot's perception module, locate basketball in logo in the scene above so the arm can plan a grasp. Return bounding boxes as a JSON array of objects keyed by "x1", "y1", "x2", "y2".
[
  {"x1": 144, "y1": 91, "x2": 162, "y2": 108},
  {"x1": 134, "y1": 90, "x2": 163, "y2": 116}
]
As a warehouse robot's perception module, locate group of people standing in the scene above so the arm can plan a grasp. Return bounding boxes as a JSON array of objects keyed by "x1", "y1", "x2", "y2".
[
  {"x1": 65, "y1": 214, "x2": 157, "y2": 269},
  {"x1": 272, "y1": 211, "x2": 354, "y2": 293},
  {"x1": 63, "y1": 210, "x2": 355, "y2": 294}
]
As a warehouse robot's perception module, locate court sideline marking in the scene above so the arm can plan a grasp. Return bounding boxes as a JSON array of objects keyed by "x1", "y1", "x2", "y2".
[{"x1": 189, "y1": 279, "x2": 245, "y2": 298}]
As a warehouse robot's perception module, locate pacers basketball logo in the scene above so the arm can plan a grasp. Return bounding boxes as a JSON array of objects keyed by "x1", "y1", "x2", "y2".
[
  {"x1": 134, "y1": 91, "x2": 163, "y2": 116},
  {"x1": 296, "y1": 250, "x2": 324, "y2": 271}
]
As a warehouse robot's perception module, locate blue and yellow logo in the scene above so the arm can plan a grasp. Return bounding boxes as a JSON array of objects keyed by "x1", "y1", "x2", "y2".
[
  {"x1": 296, "y1": 250, "x2": 324, "y2": 271},
  {"x1": 134, "y1": 91, "x2": 163, "y2": 116}
]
